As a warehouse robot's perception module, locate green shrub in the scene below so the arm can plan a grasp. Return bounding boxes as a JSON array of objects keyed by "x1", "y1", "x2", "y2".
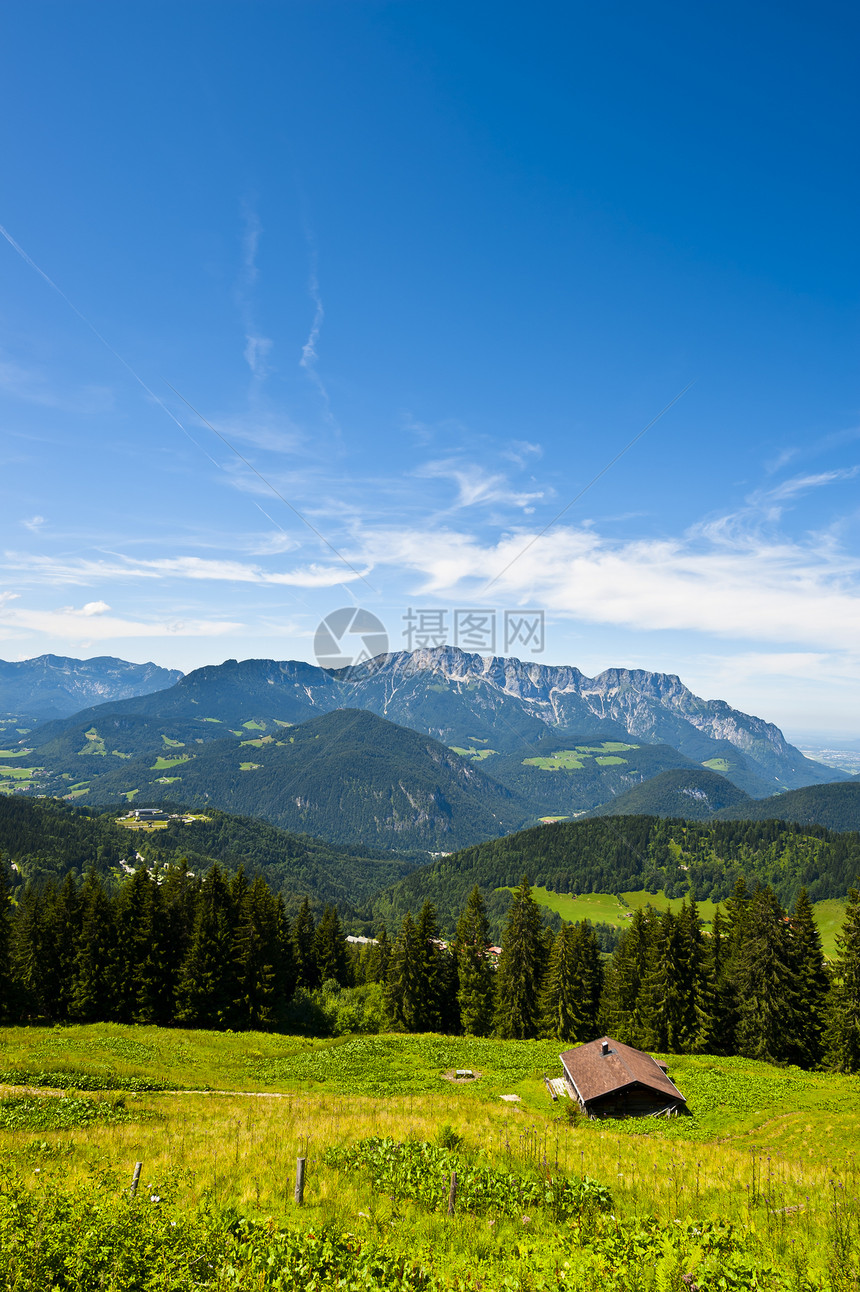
[{"x1": 324, "y1": 1136, "x2": 613, "y2": 1220}]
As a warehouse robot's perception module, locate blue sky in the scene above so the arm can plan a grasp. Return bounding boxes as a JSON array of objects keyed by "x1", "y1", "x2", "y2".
[{"x1": 1, "y1": 0, "x2": 858, "y2": 739}]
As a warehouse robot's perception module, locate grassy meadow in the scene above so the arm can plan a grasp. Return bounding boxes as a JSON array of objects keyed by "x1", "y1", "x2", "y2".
[
  {"x1": 1, "y1": 1024, "x2": 859, "y2": 1288},
  {"x1": 516, "y1": 886, "x2": 848, "y2": 955}
]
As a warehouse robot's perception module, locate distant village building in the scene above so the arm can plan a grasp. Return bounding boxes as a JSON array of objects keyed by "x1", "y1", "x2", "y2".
[
  {"x1": 560, "y1": 1036, "x2": 686, "y2": 1118},
  {"x1": 134, "y1": 808, "x2": 168, "y2": 822}
]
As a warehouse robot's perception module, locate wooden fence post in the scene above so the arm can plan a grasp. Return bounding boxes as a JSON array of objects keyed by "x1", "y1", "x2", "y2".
[
  {"x1": 129, "y1": 1162, "x2": 142, "y2": 1199},
  {"x1": 295, "y1": 1156, "x2": 306, "y2": 1205},
  {"x1": 447, "y1": 1170, "x2": 457, "y2": 1217}
]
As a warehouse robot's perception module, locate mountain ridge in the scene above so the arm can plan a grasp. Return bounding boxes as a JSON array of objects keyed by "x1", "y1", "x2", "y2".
[
  {"x1": 22, "y1": 647, "x2": 841, "y2": 797},
  {"x1": 0, "y1": 654, "x2": 183, "y2": 723}
]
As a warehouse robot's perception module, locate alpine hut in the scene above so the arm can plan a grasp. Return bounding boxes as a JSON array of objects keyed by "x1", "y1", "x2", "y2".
[{"x1": 560, "y1": 1036, "x2": 686, "y2": 1118}]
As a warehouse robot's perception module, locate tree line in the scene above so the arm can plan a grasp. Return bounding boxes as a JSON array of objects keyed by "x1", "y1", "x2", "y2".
[
  {"x1": 370, "y1": 816, "x2": 860, "y2": 938},
  {"x1": 1, "y1": 864, "x2": 858, "y2": 1073}
]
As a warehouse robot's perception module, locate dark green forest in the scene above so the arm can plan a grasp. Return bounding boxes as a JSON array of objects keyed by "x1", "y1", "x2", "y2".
[
  {"x1": 0, "y1": 795, "x2": 419, "y2": 914},
  {"x1": 372, "y1": 814, "x2": 860, "y2": 936},
  {"x1": 2, "y1": 861, "x2": 859, "y2": 1076}
]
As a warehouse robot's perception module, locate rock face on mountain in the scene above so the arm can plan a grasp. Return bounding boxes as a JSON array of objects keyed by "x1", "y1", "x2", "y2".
[
  {"x1": 335, "y1": 648, "x2": 837, "y2": 793},
  {"x1": 21, "y1": 646, "x2": 843, "y2": 804},
  {"x1": 0, "y1": 655, "x2": 183, "y2": 722}
]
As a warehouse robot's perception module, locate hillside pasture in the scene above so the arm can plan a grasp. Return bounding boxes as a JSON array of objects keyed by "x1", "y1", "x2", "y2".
[
  {"x1": 0, "y1": 1025, "x2": 858, "y2": 1289},
  {"x1": 514, "y1": 885, "x2": 846, "y2": 953}
]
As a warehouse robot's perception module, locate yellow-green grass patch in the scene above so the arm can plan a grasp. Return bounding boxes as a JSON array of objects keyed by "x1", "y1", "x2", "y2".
[
  {"x1": 523, "y1": 750, "x2": 586, "y2": 770},
  {"x1": 0, "y1": 764, "x2": 38, "y2": 779}
]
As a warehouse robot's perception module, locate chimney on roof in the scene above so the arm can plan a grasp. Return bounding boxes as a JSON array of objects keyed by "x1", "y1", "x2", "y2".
[{"x1": 601, "y1": 1040, "x2": 610, "y2": 1056}]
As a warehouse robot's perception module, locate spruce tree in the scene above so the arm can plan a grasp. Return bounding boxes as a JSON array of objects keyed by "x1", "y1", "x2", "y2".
[
  {"x1": 135, "y1": 875, "x2": 174, "y2": 1025},
  {"x1": 823, "y1": 887, "x2": 860, "y2": 1073},
  {"x1": 11, "y1": 883, "x2": 52, "y2": 1020},
  {"x1": 275, "y1": 894, "x2": 298, "y2": 1007},
  {"x1": 733, "y1": 886, "x2": 803, "y2": 1063},
  {"x1": 314, "y1": 905, "x2": 349, "y2": 986},
  {"x1": 639, "y1": 909, "x2": 686, "y2": 1052},
  {"x1": 540, "y1": 923, "x2": 584, "y2": 1041},
  {"x1": 0, "y1": 867, "x2": 12, "y2": 1023},
  {"x1": 114, "y1": 868, "x2": 154, "y2": 1022},
  {"x1": 599, "y1": 906, "x2": 654, "y2": 1046},
  {"x1": 414, "y1": 901, "x2": 443, "y2": 1031},
  {"x1": 788, "y1": 888, "x2": 829, "y2": 1067},
  {"x1": 455, "y1": 885, "x2": 494, "y2": 1036},
  {"x1": 292, "y1": 898, "x2": 319, "y2": 989},
  {"x1": 570, "y1": 920, "x2": 603, "y2": 1040},
  {"x1": 367, "y1": 926, "x2": 391, "y2": 984},
  {"x1": 385, "y1": 912, "x2": 422, "y2": 1030},
  {"x1": 49, "y1": 874, "x2": 82, "y2": 1021},
  {"x1": 233, "y1": 876, "x2": 281, "y2": 1029},
  {"x1": 71, "y1": 870, "x2": 117, "y2": 1023},
  {"x1": 493, "y1": 876, "x2": 545, "y2": 1040},
  {"x1": 176, "y1": 864, "x2": 237, "y2": 1027}
]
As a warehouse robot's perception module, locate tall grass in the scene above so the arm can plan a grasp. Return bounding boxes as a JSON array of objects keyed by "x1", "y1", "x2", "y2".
[{"x1": 1, "y1": 1025, "x2": 858, "y2": 1288}]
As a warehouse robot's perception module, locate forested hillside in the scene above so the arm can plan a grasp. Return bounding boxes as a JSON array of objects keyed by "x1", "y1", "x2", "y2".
[
  {"x1": 0, "y1": 795, "x2": 419, "y2": 914},
  {"x1": 369, "y1": 814, "x2": 860, "y2": 936},
  {"x1": 713, "y1": 781, "x2": 860, "y2": 832},
  {"x1": 4, "y1": 862, "x2": 858, "y2": 1080},
  {"x1": 584, "y1": 767, "x2": 752, "y2": 820}
]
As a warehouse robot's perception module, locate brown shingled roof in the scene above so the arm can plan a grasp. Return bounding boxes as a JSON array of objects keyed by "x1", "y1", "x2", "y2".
[{"x1": 560, "y1": 1037, "x2": 685, "y2": 1106}]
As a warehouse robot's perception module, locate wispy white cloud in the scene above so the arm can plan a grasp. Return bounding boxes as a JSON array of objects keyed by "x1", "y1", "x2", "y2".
[
  {"x1": 0, "y1": 599, "x2": 242, "y2": 641},
  {"x1": 2, "y1": 551, "x2": 369, "y2": 589},
  {"x1": 752, "y1": 466, "x2": 859, "y2": 512},
  {"x1": 0, "y1": 355, "x2": 113, "y2": 413},
  {"x1": 237, "y1": 205, "x2": 273, "y2": 382},
  {"x1": 22, "y1": 515, "x2": 45, "y2": 532},
  {"x1": 352, "y1": 512, "x2": 860, "y2": 654},
  {"x1": 416, "y1": 458, "x2": 544, "y2": 510}
]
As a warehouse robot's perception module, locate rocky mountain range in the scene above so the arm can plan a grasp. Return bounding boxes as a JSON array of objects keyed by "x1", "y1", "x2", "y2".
[
  {"x1": 1, "y1": 648, "x2": 849, "y2": 850},
  {"x1": 0, "y1": 654, "x2": 183, "y2": 723},
  {"x1": 27, "y1": 646, "x2": 841, "y2": 794}
]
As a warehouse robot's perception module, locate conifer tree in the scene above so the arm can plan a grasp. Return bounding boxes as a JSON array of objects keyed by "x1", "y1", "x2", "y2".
[
  {"x1": 599, "y1": 906, "x2": 654, "y2": 1046},
  {"x1": 0, "y1": 868, "x2": 12, "y2": 1022},
  {"x1": 275, "y1": 894, "x2": 298, "y2": 1005},
  {"x1": 292, "y1": 898, "x2": 319, "y2": 989},
  {"x1": 639, "y1": 909, "x2": 687, "y2": 1052},
  {"x1": 733, "y1": 886, "x2": 803, "y2": 1063},
  {"x1": 823, "y1": 887, "x2": 860, "y2": 1073},
  {"x1": 698, "y1": 908, "x2": 733, "y2": 1054},
  {"x1": 454, "y1": 885, "x2": 494, "y2": 1036},
  {"x1": 314, "y1": 905, "x2": 349, "y2": 985},
  {"x1": 385, "y1": 911, "x2": 422, "y2": 1030},
  {"x1": 788, "y1": 887, "x2": 829, "y2": 1067},
  {"x1": 114, "y1": 868, "x2": 155, "y2": 1022},
  {"x1": 71, "y1": 870, "x2": 117, "y2": 1023},
  {"x1": 161, "y1": 859, "x2": 197, "y2": 980},
  {"x1": 10, "y1": 883, "x2": 52, "y2": 1020},
  {"x1": 176, "y1": 864, "x2": 236, "y2": 1027},
  {"x1": 233, "y1": 876, "x2": 281, "y2": 1029},
  {"x1": 134, "y1": 875, "x2": 174, "y2": 1025},
  {"x1": 493, "y1": 876, "x2": 545, "y2": 1039},
  {"x1": 366, "y1": 926, "x2": 391, "y2": 984},
  {"x1": 540, "y1": 923, "x2": 584, "y2": 1040},
  {"x1": 414, "y1": 900, "x2": 443, "y2": 1031},
  {"x1": 49, "y1": 874, "x2": 82, "y2": 1021},
  {"x1": 570, "y1": 920, "x2": 604, "y2": 1040}
]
